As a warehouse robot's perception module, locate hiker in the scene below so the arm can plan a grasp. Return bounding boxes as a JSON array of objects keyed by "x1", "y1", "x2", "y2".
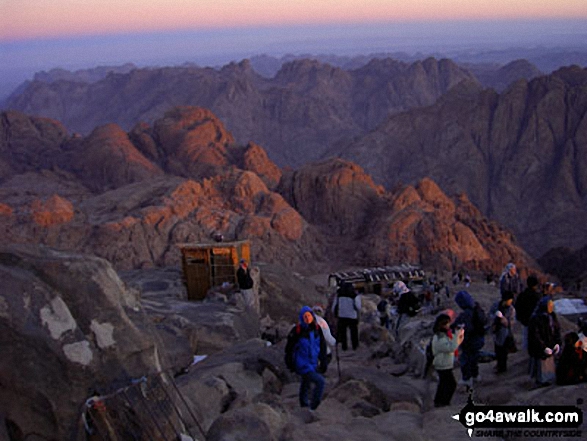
[
  {"x1": 332, "y1": 282, "x2": 361, "y2": 351},
  {"x1": 514, "y1": 274, "x2": 542, "y2": 351},
  {"x1": 236, "y1": 259, "x2": 256, "y2": 312},
  {"x1": 527, "y1": 296, "x2": 562, "y2": 386},
  {"x1": 431, "y1": 313, "x2": 465, "y2": 407},
  {"x1": 464, "y1": 273, "x2": 471, "y2": 288},
  {"x1": 394, "y1": 281, "x2": 420, "y2": 338},
  {"x1": 377, "y1": 297, "x2": 391, "y2": 329},
  {"x1": 542, "y1": 282, "x2": 556, "y2": 297},
  {"x1": 312, "y1": 305, "x2": 337, "y2": 367},
  {"x1": 499, "y1": 263, "x2": 522, "y2": 298},
  {"x1": 452, "y1": 290, "x2": 486, "y2": 387},
  {"x1": 556, "y1": 332, "x2": 587, "y2": 385},
  {"x1": 489, "y1": 291, "x2": 517, "y2": 374},
  {"x1": 284, "y1": 306, "x2": 328, "y2": 410}
]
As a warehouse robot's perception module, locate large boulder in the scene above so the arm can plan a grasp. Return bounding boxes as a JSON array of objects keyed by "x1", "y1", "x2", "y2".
[{"x1": 0, "y1": 245, "x2": 173, "y2": 440}]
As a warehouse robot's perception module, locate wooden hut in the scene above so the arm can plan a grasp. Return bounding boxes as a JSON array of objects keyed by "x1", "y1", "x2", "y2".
[{"x1": 179, "y1": 240, "x2": 251, "y2": 301}]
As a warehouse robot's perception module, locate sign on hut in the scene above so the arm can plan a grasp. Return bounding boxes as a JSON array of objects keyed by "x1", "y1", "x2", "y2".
[{"x1": 179, "y1": 240, "x2": 250, "y2": 301}]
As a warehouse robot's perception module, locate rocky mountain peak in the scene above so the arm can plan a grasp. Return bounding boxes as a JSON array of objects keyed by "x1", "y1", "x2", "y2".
[
  {"x1": 240, "y1": 142, "x2": 282, "y2": 189},
  {"x1": 152, "y1": 106, "x2": 235, "y2": 177},
  {"x1": 415, "y1": 177, "x2": 455, "y2": 213}
]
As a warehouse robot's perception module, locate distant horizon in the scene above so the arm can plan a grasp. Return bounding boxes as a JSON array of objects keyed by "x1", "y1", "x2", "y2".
[
  {"x1": 3, "y1": 0, "x2": 587, "y2": 42},
  {"x1": 1, "y1": 18, "x2": 587, "y2": 100}
]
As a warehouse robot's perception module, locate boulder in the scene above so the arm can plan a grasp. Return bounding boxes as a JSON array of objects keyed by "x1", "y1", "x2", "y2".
[{"x1": 0, "y1": 244, "x2": 168, "y2": 440}]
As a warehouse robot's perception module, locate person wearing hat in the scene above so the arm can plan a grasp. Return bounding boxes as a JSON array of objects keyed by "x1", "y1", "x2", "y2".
[
  {"x1": 237, "y1": 259, "x2": 255, "y2": 311},
  {"x1": 393, "y1": 281, "x2": 420, "y2": 338},
  {"x1": 489, "y1": 290, "x2": 517, "y2": 373},
  {"x1": 499, "y1": 263, "x2": 522, "y2": 298}
]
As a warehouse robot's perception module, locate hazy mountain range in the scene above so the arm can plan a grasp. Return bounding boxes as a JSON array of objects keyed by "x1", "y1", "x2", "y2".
[{"x1": 2, "y1": 55, "x2": 587, "y2": 284}]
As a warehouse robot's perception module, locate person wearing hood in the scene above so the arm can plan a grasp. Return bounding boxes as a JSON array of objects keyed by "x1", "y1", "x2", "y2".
[
  {"x1": 393, "y1": 281, "x2": 420, "y2": 338},
  {"x1": 452, "y1": 290, "x2": 486, "y2": 387},
  {"x1": 528, "y1": 295, "x2": 562, "y2": 385},
  {"x1": 284, "y1": 306, "x2": 328, "y2": 410}
]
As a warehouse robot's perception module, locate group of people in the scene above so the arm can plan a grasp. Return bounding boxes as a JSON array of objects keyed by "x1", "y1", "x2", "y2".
[
  {"x1": 284, "y1": 280, "x2": 360, "y2": 410},
  {"x1": 430, "y1": 262, "x2": 587, "y2": 408},
  {"x1": 283, "y1": 264, "x2": 587, "y2": 412},
  {"x1": 283, "y1": 278, "x2": 428, "y2": 410}
]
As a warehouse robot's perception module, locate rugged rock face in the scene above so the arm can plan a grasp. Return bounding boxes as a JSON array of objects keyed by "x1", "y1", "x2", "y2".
[
  {"x1": 64, "y1": 123, "x2": 164, "y2": 191},
  {"x1": 279, "y1": 161, "x2": 536, "y2": 272},
  {"x1": 5, "y1": 58, "x2": 476, "y2": 167},
  {"x1": 278, "y1": 159, "x2": 385, "y2": 237},
  {"x1": 0, "y1": 109, "x2": 324, "y2": 271},
  {"x1": 538, "y1": 245, "x2": 587, "y2": 289},
  {"x1": 0, "y1": 111, "x2": 69, "y2": 181},
  {"x1": 0, "y1": 245, "x2": 166, "y2": 440},
  {"x1": 0, "y1": 107, "x2": 537, "y2": 275},
  {"x1": 138, "y1": 106, "x2": 236, "y2": 178},
  {"x1": 338, "y1": 66, "x2": 587, "y2": 257}
]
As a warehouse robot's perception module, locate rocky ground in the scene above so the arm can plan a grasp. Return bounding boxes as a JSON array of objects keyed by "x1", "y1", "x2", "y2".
[
  {"x1": 128, "y1": 264, "x2": 587, "y2": 441},
  {"x1": 1, "y1": 245, "x2": 585, "y2": 440}
]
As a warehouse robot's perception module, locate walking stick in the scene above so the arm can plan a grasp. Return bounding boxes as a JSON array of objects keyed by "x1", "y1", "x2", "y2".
[{"x1": 335, "y1": 342, "x2": 341, "y2": 380}]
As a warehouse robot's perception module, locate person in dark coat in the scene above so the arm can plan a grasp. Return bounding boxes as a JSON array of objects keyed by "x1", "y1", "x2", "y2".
[
  {"x1": 453, "y1": 290, "x2": 486, "y2": 387},
  {"x1": 489, "y1": 291, "x2": 516, "y2": 373},
  {"x1": 284, "y1": 306, "x2": 327, "y2": 410},
  {"x1": 515, "y1": 274, "x2": 541, "y2": 351},
  {"x1": 556, "y1": 332, "x2": 587, "y2": 385},
  {"x1": 527, "y1": 296, "x2": 562, "y2": 385},
  {"x1": 394, "y1": 281, "x2": 420, "y2": 338},
  {"x1": 499, "y1": 263, "x2": 522, "y2": 298},
  {"x1": 236, "y1": 259, "x2": 255, "y2": 310}
]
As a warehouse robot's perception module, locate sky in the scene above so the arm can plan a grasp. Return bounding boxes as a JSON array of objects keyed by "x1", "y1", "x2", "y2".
[
  {"x1": 1, "y1": 0, "x2": 587, "y2": 41},
  {"x1": 1, "y1": 0, "x2": 587, "y2": 99}
]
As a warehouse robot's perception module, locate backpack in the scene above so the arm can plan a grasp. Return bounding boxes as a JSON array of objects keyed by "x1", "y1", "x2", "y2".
[
  {"x1": 377, "y1": 299, "x2": 388, "y2": 313},
  {"x1": 398, "y1": 292, "x2": 420, "y2": 316},
  {"x1": 284, "y1": 325, "x2": 301, "y2": 372},
  {"x1": 472, "y1": 302, "x2": 487, "y2": 336}
]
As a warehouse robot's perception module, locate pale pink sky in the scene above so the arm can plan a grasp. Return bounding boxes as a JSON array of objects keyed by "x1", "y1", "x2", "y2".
[{"x1": 1, "y1": 0, "x2": 587, "y2": 41}]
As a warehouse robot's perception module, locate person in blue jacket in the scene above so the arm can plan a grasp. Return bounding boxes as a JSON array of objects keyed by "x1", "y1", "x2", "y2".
[
  {"x1": 285, "y1": 306, "x2": 327, "y2": 410},
  {"x1": 453, "y1": 290, "x2": 486, "y2": 387}
]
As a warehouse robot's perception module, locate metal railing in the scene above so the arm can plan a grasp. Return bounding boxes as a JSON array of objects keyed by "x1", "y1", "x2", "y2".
[{"x1": 82, "y1": 371, "x2": 204, "y2": 441}]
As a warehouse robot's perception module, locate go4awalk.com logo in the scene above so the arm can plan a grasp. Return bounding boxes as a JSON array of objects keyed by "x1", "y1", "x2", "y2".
[{"x1": 452, "y1": 396, "x2": 584, "y2": 438}]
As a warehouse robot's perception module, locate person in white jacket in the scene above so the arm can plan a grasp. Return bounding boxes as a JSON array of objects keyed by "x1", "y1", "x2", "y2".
[
  {"x1": 313, "y1": 305, "x2": 337, "y2": 367},
  {"x1": 331, "y1": 282, "x2": 361, "y2": 351}
]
